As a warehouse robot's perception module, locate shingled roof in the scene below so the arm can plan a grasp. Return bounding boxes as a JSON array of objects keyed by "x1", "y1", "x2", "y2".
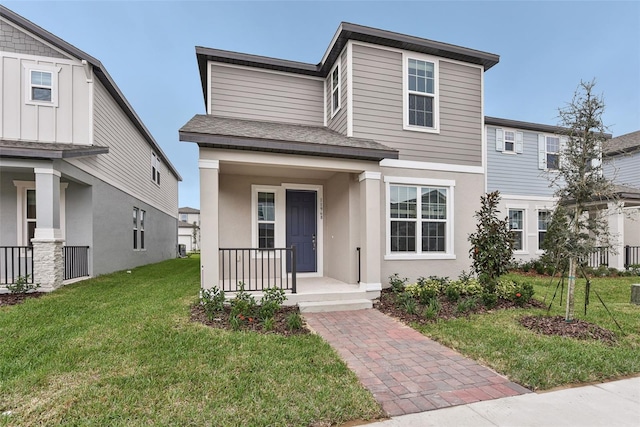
[
  {"x1": 179, "y1": 115, "x2": 399, "y2": 161},
  {"x1": 603, "y1": 130, "x2": 640, "y2": 156},
  {"x1": 0, "y1": 139, "x2": 109, "y2": 159}
]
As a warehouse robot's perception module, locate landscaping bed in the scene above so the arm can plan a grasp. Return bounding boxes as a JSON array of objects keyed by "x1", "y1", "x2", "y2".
[
  {"x1": 519, "y1": 315, "x2": 617, "y2": 345},
  {"x1": 0, "y1": 292, "x2": 44, "y2": 307}
]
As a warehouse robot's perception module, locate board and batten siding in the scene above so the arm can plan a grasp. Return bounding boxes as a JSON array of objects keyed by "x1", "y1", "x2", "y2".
[
  {"x1": 486, "y1": 126, "x2": 555, "y2": 197},
  {"x1": 604, "y1": 153, "x2": 640, "y2": 188},
  {"x1": 210, "y1": 63, "x2": 324, "y2": 126},
  {"x1": 67, "y1": 78, "x2": 177, "y2": 216},
  {"x1": 326, "y1": 51, "x2": 348, "y2": 135},
  {"x1": 0, "y1": 52, "x2": 90, "y2": 144},
  {"x1": 350, "y1": 43, "x2": 483, "y2": 166}
]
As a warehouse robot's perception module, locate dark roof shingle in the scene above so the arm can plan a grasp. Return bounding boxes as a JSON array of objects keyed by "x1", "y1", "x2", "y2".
[{"x1": 603, "y1": 130, "x2": 640, "y2": 156}]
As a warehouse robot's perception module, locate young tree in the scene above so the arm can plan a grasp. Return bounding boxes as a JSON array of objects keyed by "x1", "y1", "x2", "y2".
[
  {"x1": 549, "y1": 80, "x2": 617, "y2": 322},
  {"x1": 192, "y1": 222, "x2": 200, "y2": 251},
  {"x1": 468, "y1": 191, "x2": 514, "y2": 292}
]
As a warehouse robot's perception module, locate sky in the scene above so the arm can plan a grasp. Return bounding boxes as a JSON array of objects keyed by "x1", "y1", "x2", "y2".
[{"x1": 4, "y1": 1, "x2": 639, "y2": 210}]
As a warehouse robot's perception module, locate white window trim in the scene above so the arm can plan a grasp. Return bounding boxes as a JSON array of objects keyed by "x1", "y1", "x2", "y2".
[
  {"x1": 495, "y1": 128, "x2": 523, "y2": 154},
  {"x1": 384, "y1": 176, "x2": 455, "y2": 260},
  {"x1": 23, "y1": 64, "x2": 61, "y2": 107},
  {"x1": 507, "y1": 206, "x2": 527, "y2": 254},
  {"x1": 536, "y1": 208, "x2": 552, "y2": 254},
  {"x1": 402, "y1": 52, "x2": 440, "y2": 134},
  {"x1": 538, "y1": 133, "x2": 566, "y2": 171},
  {"x1": 330, "y1": 61, "x2": 341, "y2": 118},
  {"x1": 13, "y1": 180, "x2": 66, "y2": 246},
  {"x1": 139, "y1": 209, "x2": 146, "y2": 251}
]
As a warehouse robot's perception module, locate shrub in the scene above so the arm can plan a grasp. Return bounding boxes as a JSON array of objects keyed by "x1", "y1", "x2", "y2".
[
  {"x1": 422, "y1": 298, "x2": 441, "y2": 320},
  {"x1": 396, "y1": 291, "x2": 417, "y2": 314},
  {"x1": 262, "y1": 317, "x2": 275, "y2": 331},
  {"x1": 456, "y1": 296, "x2": 478, "y2": 314},
  {"x1": 286, "y1": 312, "x2": 303, "y2": 331},
  {"x1": 200, "y1": 286, "x2": 226, "y2": 321},
  {"x1": 230, "y1": 282, "x2": 257, "y2": 321},
  {"x1": 481, "y1": 291, "x2": 498, "y2": 309},
  {"x1": 6, "y1": 275, "x2": 40, "y2": 294},
  {"x1": 259, "y1": 287, "x2": 286, "y2": 321},
  {"x1": 389, "y1": 273, "x2": 408, "y2": 293},
  {"x1": 444, "y1": 285, "x2": 460, "y2": 303},
  {"x1": 521, "y1": 262, "x2": 531, "y2": 273},
  {"x1": 513, "y1": 281, "x2": 534, "y2": 306}
]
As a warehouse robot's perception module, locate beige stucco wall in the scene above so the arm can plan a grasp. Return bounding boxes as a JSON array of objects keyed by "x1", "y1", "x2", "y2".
[{"x1": 624, "y1": 208, "x2": 640, "y2": 247}]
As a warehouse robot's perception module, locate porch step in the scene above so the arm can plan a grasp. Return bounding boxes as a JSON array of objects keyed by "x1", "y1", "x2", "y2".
[{"x1": 298, "y1": 299, "x2": 373, "y2": 313}]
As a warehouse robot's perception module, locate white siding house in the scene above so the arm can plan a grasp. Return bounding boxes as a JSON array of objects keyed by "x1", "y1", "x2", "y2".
[{"x1": 0, "y1": 6, "x2": 181, "y2": 291}]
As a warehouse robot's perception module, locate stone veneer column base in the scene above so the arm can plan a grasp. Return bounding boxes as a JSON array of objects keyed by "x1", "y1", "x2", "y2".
[{"x1": 31, "y1": 239, "x2": 65, "y2": 292}]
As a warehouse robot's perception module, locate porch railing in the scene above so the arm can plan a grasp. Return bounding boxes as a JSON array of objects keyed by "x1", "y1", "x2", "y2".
[
  {"x1": 0, "y1": 246, "x2": 34, "y2": 285},
  {"x1": 63, "y1": 246, "x2": 89, "y2": 280},
  {"x1": 625, "y1": 245, "x2": 640, "y2": 269},
  {"x1": 584, "y1": 246, "x2": 609, "y2": 268},
  {"x1": 219, "y1": 247, "x2": 297, "y2": 293}
]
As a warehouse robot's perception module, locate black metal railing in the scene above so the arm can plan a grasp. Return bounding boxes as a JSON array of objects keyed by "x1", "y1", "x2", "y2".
[
  {"x1": 1, "y1": 246, "x2": 34, "y2": 285},
  {"x1": 63, "y1": 246, "x2": 89, "y2": 280},
  {"x1": 625, "y1": 245, "x2": 640, "y2": 269},
  {"x1": 356, "y1": 247, "x2": 361, "y2": 283},
  {"x1": 219, "y1": 247, "x2": 296, "y2": 293}
]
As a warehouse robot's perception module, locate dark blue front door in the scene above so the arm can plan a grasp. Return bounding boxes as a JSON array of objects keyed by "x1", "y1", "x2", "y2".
[{"x1": 286, "y1": 190, "x2": 317, "y2": 273}]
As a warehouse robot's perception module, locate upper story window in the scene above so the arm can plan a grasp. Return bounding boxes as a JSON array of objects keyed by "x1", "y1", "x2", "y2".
[
  {"x1": 151, "y1": 153, "x2": 161, "y2": 185},
  {"x1": 494, "y1": 128, "x2": 523, "y2": 154},
  {"x1": 404, "y1": 55, "x2": 439, "y2": 133},
  {"x1": 24, "y1": 65, "x2": 60, "y2": 107},
  {"x1": 180, "y1": 213, "x2": 188, "y2": 222},
  {"x1": 330, "y1": 63, "x2": 341, "y2": 117},
  {"x1": 546, "y1": 136, "x2": 560, "y2": 169}
]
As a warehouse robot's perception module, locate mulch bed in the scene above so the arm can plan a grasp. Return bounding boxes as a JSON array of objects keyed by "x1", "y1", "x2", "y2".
[
  {"x1": 0, "y1": 292, "x2": 45, "y2": 307},
  {"x1": 520, "y1": 315, "x2": 617, "y2": 345},
  {"x1": 191, "y1": 304, "x2": 310, "y2": 336},
  {"x1": 374, "y1": 288, "x2": 545, "y2": 325}
]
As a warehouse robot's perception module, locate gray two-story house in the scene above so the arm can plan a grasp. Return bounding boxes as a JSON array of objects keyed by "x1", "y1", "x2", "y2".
[
  {"x1": 0, "y1": 6, "x2": 181, "y2": 291},
  {"x1": 180, "y1": 23, "x2": 499, "y2": 308}
]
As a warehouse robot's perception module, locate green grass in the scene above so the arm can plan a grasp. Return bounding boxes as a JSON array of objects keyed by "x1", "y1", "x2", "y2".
[
  {"x1": 0, "y1": 257, "x2": 382, "y2": 426},
  {"x1": 415, "y1": 273, "x2": 640, "y2": 391}
]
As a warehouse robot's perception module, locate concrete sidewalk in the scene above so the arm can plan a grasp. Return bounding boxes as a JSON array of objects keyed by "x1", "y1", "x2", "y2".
[{"x1": 366, "y1": 376, "x2": 640, "y2": 426}]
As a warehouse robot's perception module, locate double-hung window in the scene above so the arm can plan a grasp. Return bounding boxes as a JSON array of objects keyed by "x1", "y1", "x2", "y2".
[
  {"x1": 330, "y1": 63, "x2": 340, "y2": 117},
  {"x1": 30, "y1": 70, "x2": 52, "y2": 102},
  {"x1": 257, "y1": 192, "x2": 275, "y2": 249},
  {"x1": 509, "y1": 209, "x2": 524, "y2": 251},
  {"x1": 538, "y1": 210, "x2": 551, "y2": 250},
  {"x1": 404, "y1": 55, "x2": 438, "y2": 132},
  {"x1": 504, "y1": 131, "x2": 516, "y2": 152},
  {"x1": 133, "y1": 208, "x2": 146, "y2": 250},
  {"x1": 151, "y1": 153, "x2": 161, "y2": 185},
  {"x1": 546, "y1": 136, "x2": 560, "y2": 170},
  {"x1": 25, "y1": 65, "x2": 60, "y2": 106},
  {"x1": 387, "y1": 179, "x2": 453, "y2": 258}
]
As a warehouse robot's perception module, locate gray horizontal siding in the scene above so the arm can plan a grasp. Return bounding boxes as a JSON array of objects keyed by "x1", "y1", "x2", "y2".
[
  {"x1": 604, "y1": 153, "x2": 640, "y2": 188},
  {"x1": 351, "y1": 44, "x2": 482, "y2": 166},
  {"x1": 210, "y1": 64, "x2": 324, "y2": 126},
  {"x1": 68, "y1": 79, "x2": 178, "y2": 216},
  {"x1": 486, "y1": 126, "x2": 555, "y2": 196},
  {"x1": 326, "y1": 51, "x2": 348, "y2": 135}
]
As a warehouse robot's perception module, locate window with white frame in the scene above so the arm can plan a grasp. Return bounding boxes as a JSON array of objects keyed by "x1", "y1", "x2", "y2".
[
  {"x1": 133, "y1": 207, "x2": 139, "y2": 250},
  {"x1": 538, "y1": 210, "x2": 551, "y2": 250},
  {"x1": 25, "y1": 189, "x2": 36, "y2": 245},
  {"x1": 546, "y1": 136, "x2": 560, "y2": 169},
  {"x1": 179, "y1": 213, "x2": 187, "y2": 222},
  {"x1": 24, "y1": 65, "x2": 59, "y2": 106},
  {"x1": 405, "y1": 56, "x2": 438, "y2": 131},
  {"x1": 257, "y1": 192, "x2": 275, "y2": 249},
  {"x1": 389, "y1": 185, "x2": 448, "y2": 253},
  {"x1": 509, "y1": 209, "x2": 524, "y2": 251},
  {"x1": 504, "y1": 130, "x2": 516, "y2": 152},
  {"x1": 495, "y1": 128, "x2": 523, "y2": 154},
  {"x1": 330, "y1": 63, "x2": 340, "y2": 117},
  {"x1": 151, "y1": 153, "x2": 161, "y2": 185},
  {"x1": 140, "y1": 209, "x2": 146, "y2": 250}
]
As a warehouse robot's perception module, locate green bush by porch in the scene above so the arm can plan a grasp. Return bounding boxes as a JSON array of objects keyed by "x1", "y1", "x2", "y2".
[{"x1": 0, "y1": 256, "x2": 382, "y2": 426}]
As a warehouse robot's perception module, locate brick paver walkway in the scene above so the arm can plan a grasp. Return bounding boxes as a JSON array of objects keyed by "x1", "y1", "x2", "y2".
[{"x1": 304, "y1": 309, "x2": 530, "y2": 416}]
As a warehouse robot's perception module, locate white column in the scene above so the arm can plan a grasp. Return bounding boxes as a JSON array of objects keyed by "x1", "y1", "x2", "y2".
[
  {"x1": 31, "y1": 167, "x2": 64, "y2": 291},
  {"x1": 358, "y1": 171, "x2": 382, "y2": 291},
  {"x1": 199, "y1": 159, "x2": 219, "y2": 289},
  {"x1": 607, "y1": 202, "x2": 625, "y2": 270}
]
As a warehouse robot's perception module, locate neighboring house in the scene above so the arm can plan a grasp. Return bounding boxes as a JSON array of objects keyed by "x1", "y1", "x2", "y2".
[
  {"x1": 178, "y1": 207, "x2": 200, "y2": 252},
  {"x1": 603, "y1": 130, "x2": 640, "y2": 266},
  {"x1": 485, "y1": 117, "x2": 566, "y2": 262},
  {"x1": 0, "y1": 6, "x2": 181, "y2": 291},
  {"x1": 486, "y1": 117, "x2": 639, "y2": 269},
  {"x1": 180, "y1": 22, "x2": 500, "y2": 300}
]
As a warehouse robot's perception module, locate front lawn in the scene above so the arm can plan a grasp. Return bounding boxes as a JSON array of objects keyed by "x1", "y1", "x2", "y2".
[
  {"x1": 0, "y1": 257, "x2": 382, "y2": 426},
  {"x1": 415, "y1": 273, "x2": 640, "y2": 390}
]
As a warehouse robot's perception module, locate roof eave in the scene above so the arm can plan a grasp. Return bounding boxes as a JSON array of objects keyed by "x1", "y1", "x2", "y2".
[
  {"x1": 179, "y1": 131, "x2": 398, "y2": 162},
  {"x1": 0, "y1": 145, "x2": 109, "y2": 159}
]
